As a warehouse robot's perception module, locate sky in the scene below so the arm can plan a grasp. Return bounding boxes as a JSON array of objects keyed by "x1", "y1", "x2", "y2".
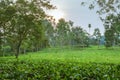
[{"x1": 48, "y1": 0, "x2": 105, "y2": 35}]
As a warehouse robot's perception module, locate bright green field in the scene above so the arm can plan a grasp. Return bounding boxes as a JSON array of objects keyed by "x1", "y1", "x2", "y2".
[
  {"x1": 2, "y1": 46, "x2": 120, "y2": 64},
  {"x1": 21, "y1": 47, "x2": 120, "y2": 64}
]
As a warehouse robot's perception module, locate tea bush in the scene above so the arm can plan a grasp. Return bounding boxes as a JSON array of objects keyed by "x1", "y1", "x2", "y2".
[{"x1": 0, "y1": 60, "x2": 120, "y2": 80}]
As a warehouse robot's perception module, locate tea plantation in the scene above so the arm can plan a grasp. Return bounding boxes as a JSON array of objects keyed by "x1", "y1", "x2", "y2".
[{"x1": 0, "y1": 48, "x2": 120, "y2": 80}]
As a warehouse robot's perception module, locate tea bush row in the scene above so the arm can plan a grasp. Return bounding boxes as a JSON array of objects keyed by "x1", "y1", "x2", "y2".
[{"x1": 0, "y1": 60, "x2": 120, "y2": 80}]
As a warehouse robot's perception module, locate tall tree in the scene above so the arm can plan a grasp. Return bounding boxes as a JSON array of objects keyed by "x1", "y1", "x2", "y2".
[
  {"x1": 43, "y1": 19, "x2": 55, "y2": 47},
  {"x1": 88, "y1": 24, "x2": 91, "y2": 45},
  {"x1": 56, "y1": 18, "x2": 70, "y2": 47},
  {"x1": 104, "y1": 14, "x2": 120, "y2": 47},
  {"x1": 0, "y1": 30, "x2": 2, "y2": 54},
  {"x1": 82, "y1": 0, "x2": 120, "y2": 48},
  {"x1": 71, "y1": 27, "x2": 89, "y2": 48},
  {"x1": 105, "y1": 29, "x2": 114, "y2": 48},
  {"x1": 88, "y1": 24, "x2": 91, "y2": 34},
  {"x1": 0, "y1": 0, "x2": 54, "y2": 58},
  {"x1": 93, "y1": 28, "x2": 101, "y2": 48}
]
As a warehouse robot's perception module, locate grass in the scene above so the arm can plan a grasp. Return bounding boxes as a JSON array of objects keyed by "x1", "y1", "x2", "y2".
[
  {"x1": 16, "y1": 46, "x2": 120, "y2": 64},
  {"x1": 1, "y1": 46, "x2": 120, "y2": 64}
]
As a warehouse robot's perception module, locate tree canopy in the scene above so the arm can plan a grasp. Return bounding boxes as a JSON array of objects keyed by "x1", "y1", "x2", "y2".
[
  {"x1": 0, "y1": 0, "x2": 54, "y2": 58},
  {"x1": 82, "y1": 0, "x2": 120, "y2": 47}
]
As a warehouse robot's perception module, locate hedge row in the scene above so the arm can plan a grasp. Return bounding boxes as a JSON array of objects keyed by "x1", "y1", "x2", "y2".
[{"x1": 0, "y1": 60, "x2": 120, "y2": 80}]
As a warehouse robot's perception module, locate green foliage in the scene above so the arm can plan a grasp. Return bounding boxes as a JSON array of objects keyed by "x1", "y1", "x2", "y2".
[
  {"x1": 55, "y1": 18, "x2": 71, "y2": 47},
  {"x1": 0, "y1": 32, "x2": 2, "y2": 53},
  {"x1": 0, "y1": 60, "x2": 120, "y2": 79},
  {"x1": 93, "y1": 28, "x2": 101, "y2": 47},
  {"x1": 71, "y1": 27, "x2": 89, "y2": 47},
  {"x1": 45, "y1": 18, "x2": 89, "y2": 48},
  {"x1": 0, "y1": 0, "x2": 54, "y2": 58},
  {"x1": 81, "y1": 0, "x2": 120, "y2": 48},
  {"x1": 82, "y1": 0, "x2": 120, "y2": 15},
  {"x1": 105, "y1": 29, "x2": 114, "y2": 47},
  {"x1": 103, "y1": 14, "x2": 120, "y2": 47}
]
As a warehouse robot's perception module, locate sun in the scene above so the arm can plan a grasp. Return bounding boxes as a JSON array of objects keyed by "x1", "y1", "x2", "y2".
[{"x1": 49, "y1": 9, "x2": 65, "y2": 23}]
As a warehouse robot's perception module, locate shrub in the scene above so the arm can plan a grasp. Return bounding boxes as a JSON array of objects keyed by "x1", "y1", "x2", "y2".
[{"x1": 0, "y1": 60, "x2": 120, "y2": 80}]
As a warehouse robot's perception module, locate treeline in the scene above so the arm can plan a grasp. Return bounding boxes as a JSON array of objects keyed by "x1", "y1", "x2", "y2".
[
  {"x1": 1, "y1": 0, "x2": 120, "y2": 58},
  {"x1": 81, "y1": 0, "x2": 120, "y2": 48},
  {"x1": 46, "y1": 19, "x2": 89, "y2": 48},
  {"x1": 0, "y1": 0, "x2": 89, "y2": 58}
]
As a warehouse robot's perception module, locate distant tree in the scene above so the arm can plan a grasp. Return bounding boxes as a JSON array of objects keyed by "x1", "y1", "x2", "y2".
[
  {"x1": 71, "y1": 27, "x2": 89, "y2": 48},
  {"x1": 56, "y1": 18, "x2": 70, "y2": 47},
  {"x1": 88, "y1": 24, "x2": 91, "y2": 45},
  {"x1": 68, "y1": 20, "x2": 74, "y2": 27},
  {"x1": 43, "y1": 19, "x2": 55, "y2": 47},
  {"x1": 68, "y1": 20, "x2": 74, "y2": 47},
  {"x1": 81, "y1": 0, "x2": 120, "y2": 48},
  {"x1": 105, "y1": 29, "x2": 114, "y2": 48},
  {"x1": 104, "y1": 14, "x2": 120, "y2": 47},
  {"x1": 93, "y1": 28, "x2": 101, "y2": 48},
  {"x1": 88, "y1": 24, "x2": 91, "y2": 34}
]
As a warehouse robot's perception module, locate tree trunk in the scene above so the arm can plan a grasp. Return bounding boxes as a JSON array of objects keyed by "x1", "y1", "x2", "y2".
[
  {"x1": 15, "y1": 41, "x2": 22, "y2": 58},
  {"x1": 98, "y1": 40, "x2": 100, "y2": 49},
  {"x1": 0, "y1": 31, "x2": 2, "y2": 53}
]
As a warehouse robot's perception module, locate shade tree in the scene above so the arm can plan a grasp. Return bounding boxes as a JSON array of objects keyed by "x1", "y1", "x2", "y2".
[{"x1": 0, "y1": 0, "x2": 54, "y2": 58}]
